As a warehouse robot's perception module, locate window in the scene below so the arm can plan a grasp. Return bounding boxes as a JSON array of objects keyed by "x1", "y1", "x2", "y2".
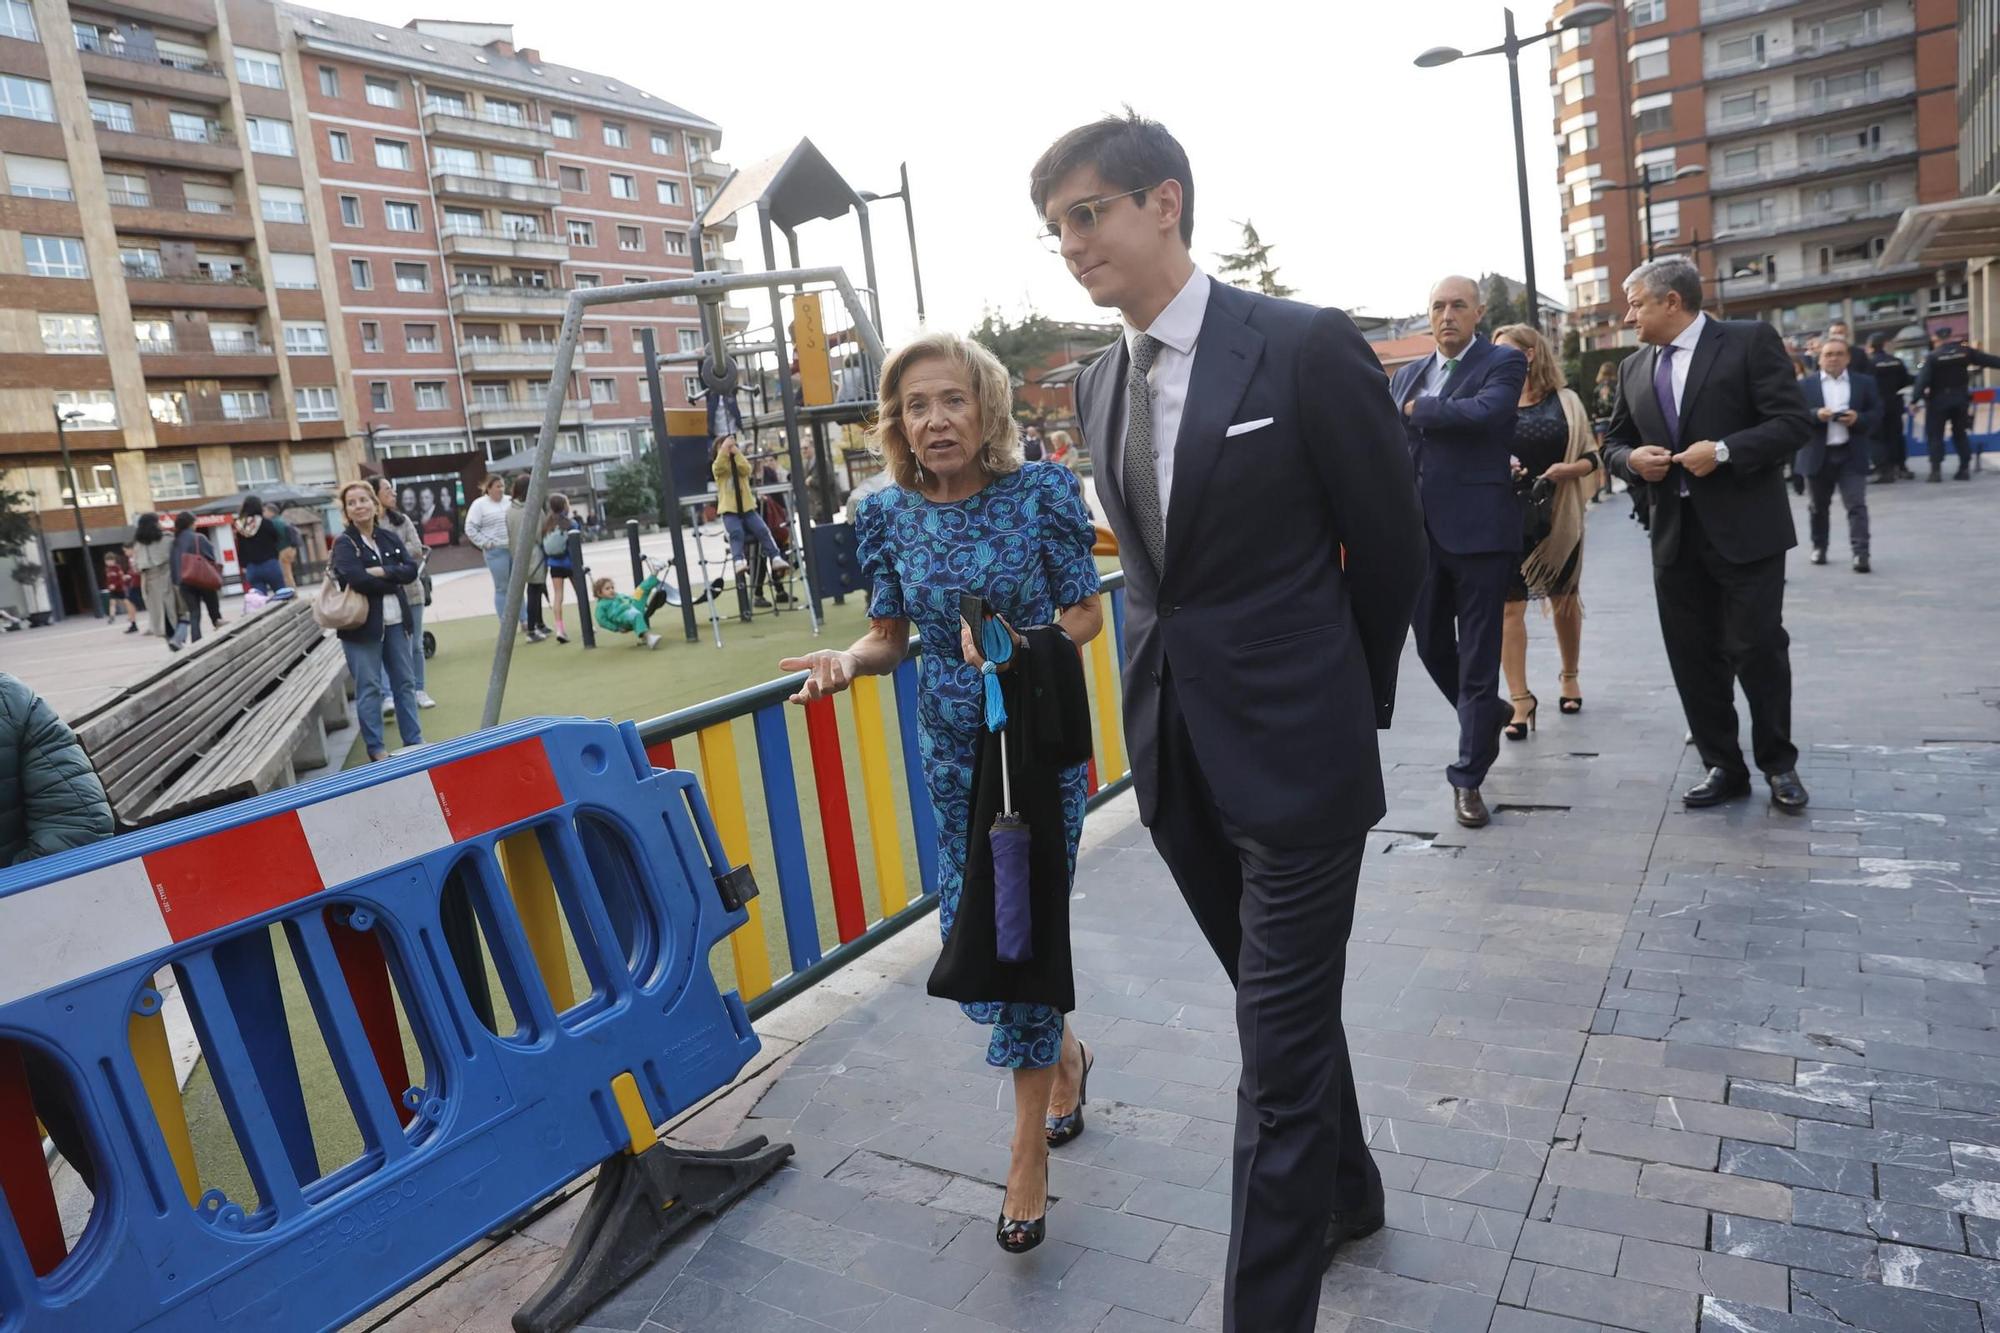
[
  {"x1": 0, "y1": 75, "x2": 54, "y2": 122},
  {"x1": 1813, "y1": 67, "x2": 1882, "y2": 103},
  {"x1": 235, "y1": 49, "x2": 283, "y2": 88},
  {"x1": 663, "y1": 230, "x2": 688, "y2": 255},
  {"x1": 1632, "y1": 93, "x2": 1673, "y2": 135},
  {"x1": 677, "y1": 328, "x2": 702, "y2": 353},
  {"x1": 40, "y1": 314, "x2": 102, "y2": 353},
  {"x1": 424, "y1": 89, "x2": 467, "y2": 117},
  {"x1": 393, "y1": 262, "x2": 429, "y2": 292},
  {"x1": 53, "y1": 389, "x2": 117, "y2": 429},
  {"x1": 149, "y1": 460, "x2": 202, "y2": 501},
  {"x1": 651, "y1": 130, "x2": 675, "y2": 155},
  {"x1": 120, "y1": 245, "x2": 161, "y2": 278},
  {"x1": 231, "y1": 452, "x2": 280, "y2": 485},
  {"x1": 384, "y1": 199, "x2": 421, "y2": 231},
  {"x1": 374, "y1": 139, "x2": 411, "y2": 170},
  {"x1": 183, "y1": 181, "x2": 233, "y2": 214},
  {"x1": 360, "y1": 320, "x2": 381, "y2": 352},
  {"x1": 369, "y1": 381, "x2": 391, "y2": 411},
  {"x1": 1629, "y1": 38, "x2": 1670, "y2": 82},
  {"x1": 582, "y1": 326, "x2": 610, "y2": 352},
  {"x1": 1716, "y1": 32, "x2": 1765, "y2": 69},
  {"x1": 403, "y1": 322, "x2": 438, "y2": 352},
  {"x1": 1719, "y1": 89, "x2": 1767, "y2": 123},
  {"x1": 1567, "y1": 215, "x2": 1606, "y2": 258},
  {"x1": 432, "y1": 145, "x2": 477, "y2": 176},
  {"x1": 490, "y1": 153, "x2": 536, "y2": 182},
  {"x1": 572, "y1": 273, "x2": 600, "y2": 288},
  {"x1": 623, "y1": 276, "x2": 647, "y2": 286},
  {"x1": 1568, "y1": 123, "x2": 1599, "y2": 154},
  {"x1": 486, "y1": 98, "x2": 525, "y2": 127},
  {"x1": 349, "y1": 257, "x2": 373, "y2": 289},
  {"x1": 1637, "y1": 147, "x2": 1677, "y2": 182},
  {"x1": 271, "y1": 253, "x2": 318, "y2": 289},
  {"x1": 166, "y1": 111, "x2": 208, "y2": 143},
  {"x1": 328, "y1": 129, "x2": 352, "y2": 162},
  {"x1": 318, "y1": 65, "x2": 339, "y2": 97},
  {"x1": 589, "y1": 377, "x2": 617, "y2": 404},
  {"x1": 246, "y1": 118, "x2": 294, "y2": 156},
  {"x1": 608, "y1": 173, "x2": 637, "y2": 200},
  {"x1": 24, "y1": 234, "x2": 86, "y2": 278},
  {"x1": 694, "y1": 185, "x2": 712, "y2": 209},
  {"x1": 500, "y1": 211, "x2": 539, "y2": 237},
  {"x1": 338, "y1": 194, "x2": 363, "y2": 226},
  {"x1": 559, "y1": 165, "x2": 587, "y2": 191},
  {"x1": 683, "y1": 375, "x2": 700, "y2": 403},
  {"x1": 1646, "y1": 199, "x2": 1681, "y2": 241},
  {"x1": 551, "y1": 112, "x2": 577, "y2": 138},
  {"x1": 617, "y1": 225, "x2": 643, "y2": 252},
  {"x1": 1722, "y1": 145, "x2": 1764, "y2": 177},
  {"x1": 649, "y1": 181, "x2": 682, "y2": 210},
  {"x1": 472, "y1": 381, "x2": 510, "y2": 406},
  {"x1": 364, "y1": 76, "x2": 400, "y2": 108},
  {"x1": 414, "y1": 381, "x2": 448, "y2": 410},
  {"x1": 294, "y1": 386, "x2": 339, "y2": 421},
  {"x1": 260, "y1": 185, "x2": 307, "y2": 223},
  {"x1": 603, "y1": 121, "x2": 628, "y2": 148},
  {"x1": 291, "y1": 450, "x2": 336, "y2": 486},
  {"x1": 282, "y1": 320, "x2": 330, "y2": 354},
  {"x1": 1561, "y1": 61, "x2": 1595, "y2": 105},
  {"x1": 1628, "y1": 0, "x2": 1665, "y2": 23},
  {"x1": 5, "y1": 154, "x2": 71, "y2": 200},
  {"x1": 0, "y1": 0, "x2": 37, "y2": 41},
  {"x1": 1723, "y1": 197, "x2": 1775, "y2": 231},
  {"x1": 59, "y1": 462, "x2": 119, "y2": 507},
  {"x1": 88, "y1": 96, "x2": 133, "y2": 132},
  {"x1": 567, "y1": 219, "x2": 596, "y2": 246}
]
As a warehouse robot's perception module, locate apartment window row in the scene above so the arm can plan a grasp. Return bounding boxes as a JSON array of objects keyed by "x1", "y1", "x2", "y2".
[
  {"x1": 39, "y1": 314, "x2": 103, "y2": 353},
  {"x1": 6, "y1": 153, "x2": 72, "y2": 200},
  {"x1": 556, "y1": 165, "x2": 682, "y2": 206},
  {"x1": 549, "y1": 113, "x2": 679, "y2": 159},
  {"x1": 23, "y1": 234, "x2": 87, "y2": 278},
  {"x1": 235, "y1": 49, "x2": 283, "y2": 89},
  {"x1": 367, "y1": 381, "x2": 452, "y2": 412},
  {"x1": 347, "y1": 258, "x2": 433, "y2": 292},
  {"x1": 54, "y1": 389, "x2": 118, "y2": 429}
]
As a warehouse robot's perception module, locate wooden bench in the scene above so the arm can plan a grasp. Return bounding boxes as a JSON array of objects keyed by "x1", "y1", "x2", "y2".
[{"x1": 71, "y1": 599, "x2": 355, "y2": 829}]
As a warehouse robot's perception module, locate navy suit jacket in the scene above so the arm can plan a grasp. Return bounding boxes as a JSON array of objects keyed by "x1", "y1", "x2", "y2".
[
  {"x1": 1388, "y1": 336, "x2": 1529, "y2": 556},
  {"x1": 1795, "y1": 372, "x2": 1882, "y2": 477},
  {"x1": 1076, "y1": 281, "x2": 1426, "y2": 844}
]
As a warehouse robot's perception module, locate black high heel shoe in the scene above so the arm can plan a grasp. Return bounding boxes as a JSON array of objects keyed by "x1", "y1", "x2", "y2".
[
  {"x1": 1504, "y1": 693, "x2": 1538, "y2": 741},
  {"x1": 1559, "y1": 672, "x2": 1583, "y2": 715},
  {"x1": 996, "y1": 1156, "x2": 1049, "y2": 1254},
  {"x1": 1045, "y1": 1042, "x2": 1093, "y2": 1148}
]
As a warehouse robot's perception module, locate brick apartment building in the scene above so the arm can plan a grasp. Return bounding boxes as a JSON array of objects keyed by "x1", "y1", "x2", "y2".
[
  {"x1": 1549, "y1": 0, "x2": 1966, "y2": 350},
  {"x1": 0, "y1": 0, "x2": 735, "y2": 612}
]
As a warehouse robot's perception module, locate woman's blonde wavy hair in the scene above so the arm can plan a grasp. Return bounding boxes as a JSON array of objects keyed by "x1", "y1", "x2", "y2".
[{"x1": 870, "y1": 331, "x2": 1022, "y2": 491}]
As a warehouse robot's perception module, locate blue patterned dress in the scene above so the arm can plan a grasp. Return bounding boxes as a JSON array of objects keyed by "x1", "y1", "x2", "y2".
[{"x1": 855, "y1": 462, "x2": 1101, "y2": 1070}]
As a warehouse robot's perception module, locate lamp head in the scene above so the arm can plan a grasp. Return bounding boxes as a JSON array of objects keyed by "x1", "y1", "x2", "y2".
[
  {"x1": 1561, "y1": 3, "x2": 1617, "y2": 29},
  {"x1": 1414, "y1": 45, "x2": 1462, "y2": 67},
  {"x1": 1674, "y1": 164, "x2": 1708, "y2": 181}
]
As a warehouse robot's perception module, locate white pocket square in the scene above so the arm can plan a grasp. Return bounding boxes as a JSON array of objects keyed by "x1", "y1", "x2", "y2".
[{"x1": 1225, "y1": 417, "x2": 1275, "y2": 438}]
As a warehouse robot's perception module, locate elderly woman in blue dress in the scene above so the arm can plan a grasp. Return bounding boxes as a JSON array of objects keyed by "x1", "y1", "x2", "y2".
[{"x1": 781, "y1": 331, "x2": 1103, "y2": 1253}]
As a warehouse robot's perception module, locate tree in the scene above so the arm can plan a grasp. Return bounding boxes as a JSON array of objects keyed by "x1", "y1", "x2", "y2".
[
  {"x1": 1215, "y1": 220, "x2": 1296, "y2": 298},
  {"x1": 1477, "y1": 273, "x2": 1527, "y2": 336},
  {"x1": 0, "y1": 470, "x2": 32, "y2": 563},
  {"x1": 969, "y1": 309, "x2": 1073, "y2": 383},
  {"x1": 602, "y1": 459, "x2": 657, "y2": 523}
]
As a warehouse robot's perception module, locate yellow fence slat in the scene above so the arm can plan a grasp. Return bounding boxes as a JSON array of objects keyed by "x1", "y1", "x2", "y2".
[
  {"x1": 498, "y1": 830, "x2": 576, "y2": 1012},
  {"x1": 698, "y1": 721, "x2": 774, "y2": 1000},
  {"x1": 1088, "y1": 628, "x2": 1125, "y2": 781},
  {"x1": 129, "y1": 1009, "x2": 199, "y2": 1206},
  {"x1": 609, "y1": 1071, "x2": 658, "y2": 1155},
  {"x1": 849, "y1": 675, "x2": 908, "y2": 916}
]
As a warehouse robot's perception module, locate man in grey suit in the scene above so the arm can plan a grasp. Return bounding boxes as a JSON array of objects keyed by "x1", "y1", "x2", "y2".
[{"x1": 1033, "y1": 112, "x2": 1427, "y2": 1333}]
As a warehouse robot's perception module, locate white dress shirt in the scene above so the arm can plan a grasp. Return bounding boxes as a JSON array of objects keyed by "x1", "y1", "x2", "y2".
[
  {"x1": 1122, "y1": 266, "x2": 1211, "y2": 528},
  {"x1": 1663, "y1": 312, "x2": 1708, "y2": 415},
  {"x1": 1820, "y1": 371, "x2": 1851, "y2": 446},
  {"x1": 1421, "y1": 342, "x2": 1471, "y2": 397}
]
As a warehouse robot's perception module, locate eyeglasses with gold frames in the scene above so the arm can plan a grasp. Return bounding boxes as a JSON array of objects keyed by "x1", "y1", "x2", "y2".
[{"x1": 1038, "y1": 181, "x2": 1169, "y2": 253}]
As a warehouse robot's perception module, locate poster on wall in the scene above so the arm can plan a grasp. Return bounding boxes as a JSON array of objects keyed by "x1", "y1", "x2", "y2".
[{"x1": 397, "y1": 475, "x2": 463, "y2": 547}]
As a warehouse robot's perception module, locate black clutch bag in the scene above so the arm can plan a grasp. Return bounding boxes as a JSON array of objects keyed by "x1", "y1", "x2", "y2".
[{"x1": 1518, "y1": 475, "x2": 1556, "y2": 547}]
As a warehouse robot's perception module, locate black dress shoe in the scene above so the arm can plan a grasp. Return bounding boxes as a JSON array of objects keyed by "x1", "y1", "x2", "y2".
[
  {"x1": 1045, "y1": 1042, "x2": 1093, "y2": 1148},
  {"x1": 1928, "y1": 471, "x2": 1943, "y2": 483},
  {"x1": 996, "y1": 1158, "x2": 1049, "y2": 1255},
  {"x1": 1322, "y1": 1205, "x2": 1387, "y2": 1270},
  {"x1": 1809, "y1": 548, "x2": 1827, "y2": 565},
  {"x1": 1956, "y1": 468, "x2": 1972, "y2": 481},
  {"x1": 1768, "y1": 771, "x2": 1810, "y2": 812},
  {"x1": 1852, "y1": 555, "x2": 1871, "y2": 573},
  {"x1": 1683, "y1": 767, "x2": 1752, "y2": 807},
  {"x1": 1453, "y1": 787, "x2": 1490, "y2": 828}
]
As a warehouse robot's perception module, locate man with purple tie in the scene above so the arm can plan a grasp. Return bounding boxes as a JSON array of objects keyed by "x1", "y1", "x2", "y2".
[{"x1": 1602, "y1": 258, "x2": 1814, "y2": 812}]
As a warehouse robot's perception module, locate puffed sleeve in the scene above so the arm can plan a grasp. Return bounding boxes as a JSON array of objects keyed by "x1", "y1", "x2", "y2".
[
  {"x1": 853, "y1": 491, "x2": 905, "y2": 621},
  {"x1": 1035, "y1": 463, "x2": 1101, "y2": 608}
]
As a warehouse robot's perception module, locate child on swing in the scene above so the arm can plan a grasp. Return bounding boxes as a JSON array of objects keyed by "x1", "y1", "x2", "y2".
[{"x1": 592, "y1": 558, "x2": 672, "y2": 649}]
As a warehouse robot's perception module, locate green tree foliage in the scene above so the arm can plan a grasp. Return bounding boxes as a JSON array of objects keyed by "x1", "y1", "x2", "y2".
[
  {"x1": 1215, "y1": 219, "x2": 1296, "y2": 298},
  {"x1": 969, "y1": 309, "x2": 1072, "y2": 382},
  {"x1": 602, "y1": 459, "x2": 658, "y2": 522},
  {"x1": 1477, "y1": 273, "x2": 1528, "y2": 336},
  {"x1": 0, "y1": 471, "x2": 34, "y2": 562}
]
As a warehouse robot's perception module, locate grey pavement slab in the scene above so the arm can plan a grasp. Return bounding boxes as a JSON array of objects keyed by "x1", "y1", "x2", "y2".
[{"x1": 577, "y1": 479, "x2": 2000, "y2": 1330}]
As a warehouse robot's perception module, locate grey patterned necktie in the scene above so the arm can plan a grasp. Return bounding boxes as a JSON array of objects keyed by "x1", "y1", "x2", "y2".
[{"x1": 1123, "y1": 334, "x2": 1167, "y2": 572}]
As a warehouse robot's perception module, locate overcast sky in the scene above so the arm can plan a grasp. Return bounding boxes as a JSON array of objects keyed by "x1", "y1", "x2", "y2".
[{"x1": 335, "y1": 0, "x2": 1573, "y2": 343}]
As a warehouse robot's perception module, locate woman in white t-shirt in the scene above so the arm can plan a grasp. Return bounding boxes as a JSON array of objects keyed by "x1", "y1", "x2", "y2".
[
  {"x1": 463, "y1": 473, "x2": 516, "y2": 626},
  {"x1": 329, "y1": 481, "x2": 424, "y2": 761}
]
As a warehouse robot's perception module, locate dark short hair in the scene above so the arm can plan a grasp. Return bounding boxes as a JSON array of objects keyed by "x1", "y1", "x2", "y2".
[
  {"x1": 1030, "y1": 110, "x2": 1194, "y2": 248},
  {"x1": 239, "y1": 494, "x2": 263, "y2": 519},
  {"x1": 1868, "y1": 334, "x2": 1888, "y2": 350}
]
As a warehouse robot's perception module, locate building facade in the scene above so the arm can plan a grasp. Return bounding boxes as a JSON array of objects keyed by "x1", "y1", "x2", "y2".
[
  {"x1": 0, "y1": 0, "x2": 732, "y2": 612},
  {"x1": 1550, "y1": 0, "x2": 1966, "y2": 349}
]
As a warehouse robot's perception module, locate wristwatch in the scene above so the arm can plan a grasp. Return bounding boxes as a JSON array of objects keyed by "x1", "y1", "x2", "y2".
[{"x1": 1713, "y1": 441, "x2": 1731, "y2": 465}]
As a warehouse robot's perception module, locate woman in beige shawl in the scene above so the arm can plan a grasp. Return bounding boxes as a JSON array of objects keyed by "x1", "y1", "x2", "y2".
[{"x1": 1494, "y1": 324, "x2": 1598, "y2": 736}]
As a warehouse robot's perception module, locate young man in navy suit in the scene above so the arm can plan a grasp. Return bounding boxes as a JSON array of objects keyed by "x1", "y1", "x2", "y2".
[
  {"x1": 1387, "y1": 278, "x2": 1528, "y2": 829},
  {"x1": 1795, "y1": 337, "x2": 1882, "y2": 572},
  {"x1": 1035, "y1": 113, "x2": 1426, "y2": 1333}
]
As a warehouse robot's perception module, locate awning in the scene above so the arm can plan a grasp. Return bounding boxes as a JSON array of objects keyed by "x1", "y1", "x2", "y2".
[{"x1": 1879, "y1": 195, "x2": 2000, "y2": 267}]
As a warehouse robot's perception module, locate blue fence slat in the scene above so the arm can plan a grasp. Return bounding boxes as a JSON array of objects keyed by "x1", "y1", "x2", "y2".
[
  {"x1": 752, "y1": 704, "x2": 822, "y2": 972},
  {"x1": 286, "y1": 912, "x2": 411, "y2": 1164},
  {"x1": 1110, "y1": 587, "x2": 1127, "y2": 672},
  {"x1": 176, "y1": 949, "x2": 309, "y2": 1219},
  {"x1": 892, "y1": 658, "x2": 939, "y2": 898},
  {"x1": 209, "y1": 928, "x2": 320, "y2": 1188}
]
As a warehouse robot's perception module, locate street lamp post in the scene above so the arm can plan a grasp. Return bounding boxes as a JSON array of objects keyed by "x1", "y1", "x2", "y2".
[
  {"x1": 51, "y1": 406, "x2": 103, "y2": 619},
  {"x1": 859, "y1": 163, "x2": 926, "y2": 326},
  {"x1": 1415, "y1": 3, "x2": 1617, "y2": 333},
  {"x1": 1595, "y1": 164, "x2": 1708, "y2": 262}
]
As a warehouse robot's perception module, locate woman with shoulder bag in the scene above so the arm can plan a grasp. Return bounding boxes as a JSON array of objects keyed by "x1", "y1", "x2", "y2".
[
  {"x1": 130, "y1": 512, "x2": 175, "y2": 638},
  {"x1": 373, "y1": 479, "x2": 436, "y2": 709},
  {"x1": 329, "y1": 481, "x2": 423, "y2": 761},
  {"x1": 541, "y1": 493, "x2": 581, "y2": 643},
  {"x1": 168, "y1": 512, "x2": 224, "y2": 647}
]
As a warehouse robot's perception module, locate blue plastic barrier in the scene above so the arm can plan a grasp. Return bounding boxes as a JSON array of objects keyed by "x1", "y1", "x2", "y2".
[{"x1": 0, "y1": 718, "x2": 763, "y2": 1332}]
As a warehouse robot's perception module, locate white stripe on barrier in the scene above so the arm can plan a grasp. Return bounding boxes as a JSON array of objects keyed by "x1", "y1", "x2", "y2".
[
  {"x1": 0, "y1": 860, "x2": 171, "y2": 1007},
  {"x1": 298, "y1": 772, "x2": 454, "y2": 889}
]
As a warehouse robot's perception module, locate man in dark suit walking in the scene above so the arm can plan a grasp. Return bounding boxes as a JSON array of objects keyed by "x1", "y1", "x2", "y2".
[
  {"x1": 1914, "y1": 327, "x2": 2000, "y2": 481},
  {"x1": 1866, "y1": 334, "x2": 1914, "y2": 482},
  {"x1": 1795, "y1": 337, "x2": 1882, "y2": 572},
  {"x1": 1603, "y1": 257, "x2": 1813, "y2": 811},
  {"x1": 1387, "y1": 279, "x2": 1526, "y2": 829},
  {"x1": 1034, "y1": 112, "x2": 1426, "y2": 1333}
]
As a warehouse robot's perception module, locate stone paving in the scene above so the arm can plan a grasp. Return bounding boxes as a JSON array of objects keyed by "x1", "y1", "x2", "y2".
[{"x1": 569, "y1": 477, "x2": 2000, "y2": 1333}]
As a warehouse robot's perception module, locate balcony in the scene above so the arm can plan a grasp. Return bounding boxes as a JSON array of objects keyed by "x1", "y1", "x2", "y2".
[
  {"x1": 690, "y1": 153, "x2": 731, "y2": 185},
  {"x1": 700, "y1": 255, "x2": 745, "y2": 274},
  {"x1": 107, "y1": 192, "x2": 255, "y2": 240},
  {"x1": 422, "y1": 106, "x2": 555, "y2": 152},
  {"x1": 149, "y1": 395, "x2": 289, "y2": 446},
  {"x1": 1709, "y1": 142, "x2": 1919, "y2": 193},
  {"x1": 466, "y1": 399, "x2": 591, "y2": 431},
  {"x1": 77, "y1": 38, "x2": 228, "y2": 101},
  {"x1": 124, "y1": 264, "x2": 266, "y2": 309},
  {"x1": 448, "y1": 282, "x2": 570, "y2": 318},
  {"x1": 137, "y1": 334, "x2": 279, "y2": 378},
  {"x1": 431, "y1": 171, "x2": 561, "y2": 208},
  {"x1": 1718, "y1": 258, "x2": 1925, "y2": 300},
  {"x1": 1700, "y1": 0, "x2": 1846, "y2": 19},
  {"x1": 1712, "y1": 194, "x2": 1914, "y2": 242},
  {"x1": 1708, "y1": 78, "x2": 1917, "y2": 136},
  {"x1": 85, "y1": 0, "x2": 218, "y2": 30},
  {"x1": 460, "y1": 339, "x2": 572, "y2": 375},
  {"x1": 92, "y1": 123, "x2": 240, "y2": 171},
  {"x1": 439, "y1": 225, "x2": 569, "y2": 264},
  {"x1": 1704, "y1": 17, "x2": 1916, "y2": 80}
]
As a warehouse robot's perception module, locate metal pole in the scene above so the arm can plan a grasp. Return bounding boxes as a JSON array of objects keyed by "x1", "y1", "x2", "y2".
[
  {"x1": 627, "y1": 518, "x2": 643, "y2": 586},
  {"x1": 1503, "y1": 8, "x2": 1539, "y2": 334},
  {"x1": 52, "y1": 410, "x2": 103, "y2": 619},
  {"x1": 761, "y1": 209, "x2": 821, "y2": 632},
  {"x1": 899, "y1": 162, "x2": 925, "y2": 325},
  {"x1": 639, "y1": 326, "x2": 699, "y2": 640},
  {"x1": 1641, "y1": 176, "x2": 1656, "y2": 263}
]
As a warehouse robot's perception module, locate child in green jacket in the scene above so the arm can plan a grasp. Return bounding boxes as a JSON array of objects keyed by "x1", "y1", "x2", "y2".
[{"x1": 592, "y1": 570, "x2": 670, "y2": 648}]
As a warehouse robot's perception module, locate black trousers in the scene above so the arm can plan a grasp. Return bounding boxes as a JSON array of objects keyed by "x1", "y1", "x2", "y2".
[
  {"x1": 1656, "y1": 504, "x2": 1797, "y2": 779},
  {"x1": 1877, "y1": 408, "x2": 1907, "y2": 472},
  {"x1": 1150, "y1": 676, "x2": 1378, "y2": 1333},
  {"x1": 1806, "y1": 456, "x2": 1870, "y2": 557},
  {"x1": 1412, "y1": 540, "x2": 1514, "y2": 789},
  {"x1": 1926, "y1": 393, "x2": 1974, "y2": 471},
  {"x1": 525, "y1": 580, "x2": 548, "y2": 634}
]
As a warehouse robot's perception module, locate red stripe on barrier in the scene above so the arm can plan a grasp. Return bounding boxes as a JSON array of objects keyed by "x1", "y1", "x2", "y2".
[
  {"x1": 0, "y1": 1043, "x2": 66, "y2": 1276},
  {"x1": 1087, "y1": 756, "x2": 1100, "y2": 796},
  {"x1": 803, "y1": 698, "x2": 867, "y2": 943},
  {"x1": 325, "y1": 910, "x2": 415, "y2": 1127},
  {"x1": 146, "y1": 812, "x2": 320, "y2": 942},
  {"x1": 431, "y1": 737, "x2": 563, "y2": 841},
  {"x1": 645, "y1": 738, "x2": 676, "y2": 770}
]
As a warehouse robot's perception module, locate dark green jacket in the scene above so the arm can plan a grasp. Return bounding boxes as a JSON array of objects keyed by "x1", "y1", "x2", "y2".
[{"x1": 0, "y1": 672, "x2": 114, "y2": 865}]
